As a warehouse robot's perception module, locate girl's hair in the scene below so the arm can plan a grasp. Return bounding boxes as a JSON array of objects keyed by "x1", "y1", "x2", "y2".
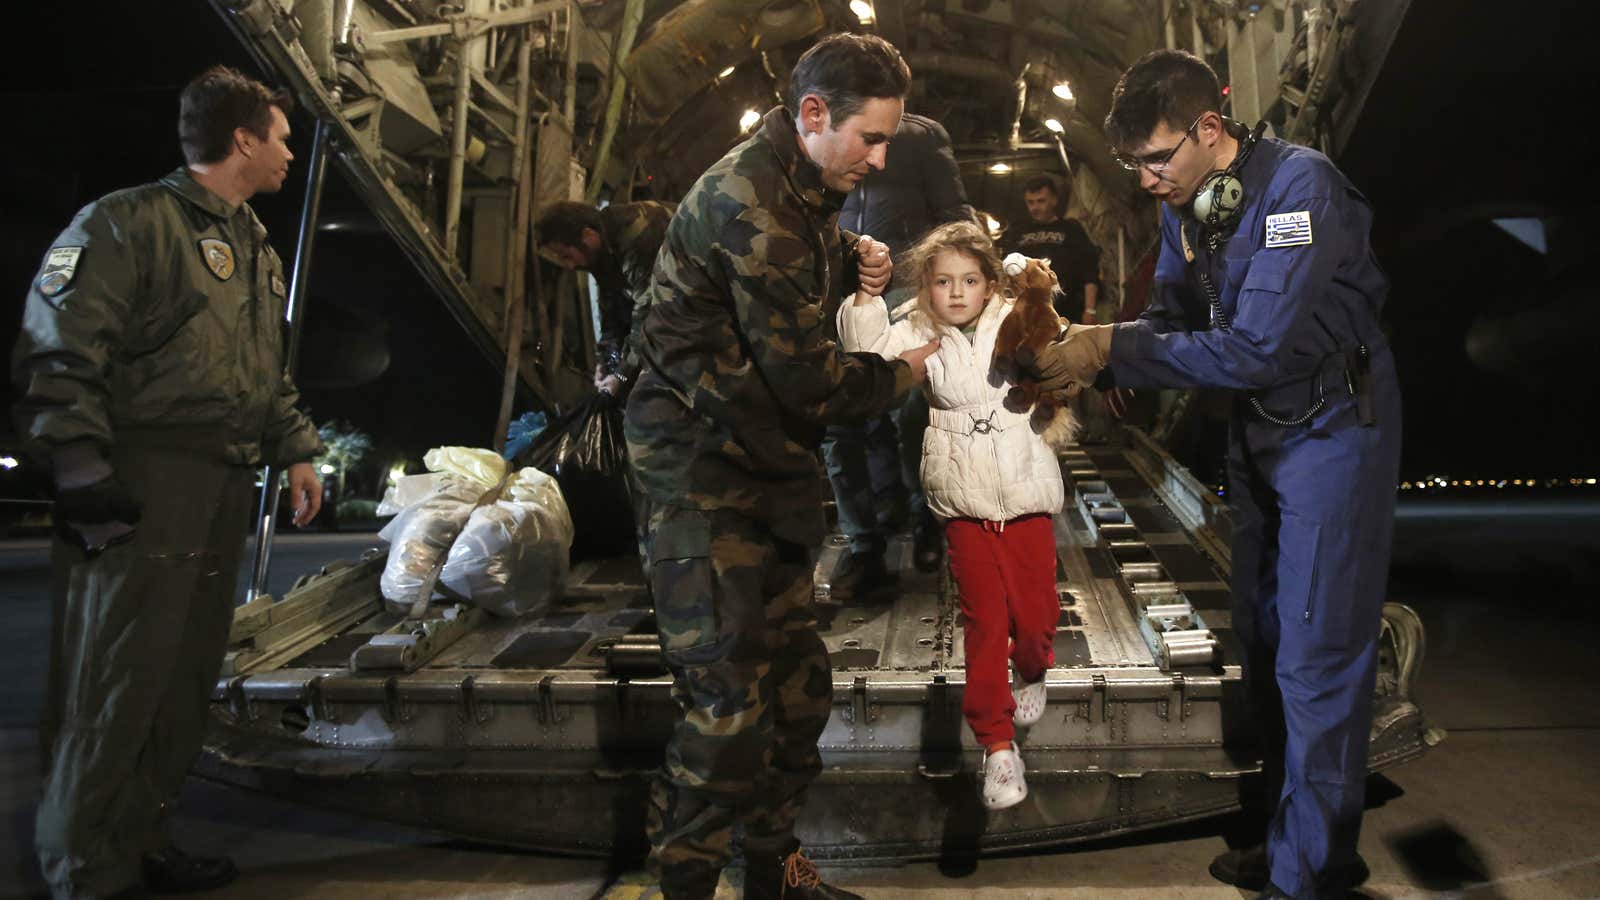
[{"x1": 901, "y1": 220, "x2": 1004, "y2": 325}]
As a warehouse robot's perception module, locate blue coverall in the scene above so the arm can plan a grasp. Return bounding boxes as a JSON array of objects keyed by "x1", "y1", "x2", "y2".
[{"x1": 1104, "y1": 136, "x2": 1402, "y2": 899}]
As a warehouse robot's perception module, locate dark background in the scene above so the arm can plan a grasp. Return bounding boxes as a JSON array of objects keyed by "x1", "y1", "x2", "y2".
[{"x1": 1, "y1": 0, "x2": 1595, "y2": 502}]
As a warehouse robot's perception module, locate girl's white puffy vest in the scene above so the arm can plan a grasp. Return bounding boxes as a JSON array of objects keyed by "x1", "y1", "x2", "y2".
[{"x1": 838, "y1": 293, "x2": 1065, "y2": 523}]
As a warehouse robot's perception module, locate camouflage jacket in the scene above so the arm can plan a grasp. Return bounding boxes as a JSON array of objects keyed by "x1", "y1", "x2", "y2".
[
  {"x1": 591, "y1": 200, "x2": 673, "y2": 381},
  {"x1": 11, "y1": 168, "x2": 324, "y2": 468},
  {"x1": 625, "y1": 107, "x2": 916, "y2": 545}
]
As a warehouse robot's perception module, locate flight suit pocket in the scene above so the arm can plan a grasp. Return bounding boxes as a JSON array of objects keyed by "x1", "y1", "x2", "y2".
[
  {"x1": 1239, "y1": 258, "x2": 1288, "y2": 296},
  {"x1": 648, "y1": 512, "x2": 721, "y2": 657},
  {"x1": 1273, "y1": 509, "x2": 1350, "y2": 646},
  {"x1": 122, "y1": 290, "x2": 207, "y2": 359},
  {"x1": 1280, "y1": 513, "x2": 1319, "y2": 609}
]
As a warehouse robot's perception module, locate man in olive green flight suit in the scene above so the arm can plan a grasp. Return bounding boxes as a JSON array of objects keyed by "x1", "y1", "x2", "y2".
[
  {"x1": 11, "y1": 65, "x2": 324, "y2": 899},
  {"x1": 624, "y1": 34, "x2": 938, "y2": 900}
]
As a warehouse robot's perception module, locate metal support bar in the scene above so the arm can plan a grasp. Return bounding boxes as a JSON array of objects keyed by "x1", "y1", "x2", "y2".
[
  {"x1": 585, "y1": 0, "x2": 644, "y2": 203},
  {"x1": 444, "y1": 33, "x2": 475, "y2": 254},
  {"x1": 1007, "y1": 62, "x2": 1030, "y2": 150},
  {"x1": 494, "y1": 28, "x2": 536, "y2": 452},
  {"x1": 563, "y1": 1, "x2": 576, "y2": 126},
  {"x1": 468, "y1": 99, "x2": 517, "y2": 144},
  {"x1": 364, "y1": 1, "x2": 563, "y2": 46},
  {"x1": 470, "y1": 68, "x2": 517, "y2": 113},
  {"x1": 246, "y1": 117, "x2": 331, "y2": 605},
  {"x1": 1052, "y1": 133, "x2": 1073, "y2": 178}
]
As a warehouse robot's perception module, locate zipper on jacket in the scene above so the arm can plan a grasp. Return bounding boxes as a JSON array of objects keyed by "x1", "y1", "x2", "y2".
[{"x1": 990, "y1": 432, "x2": 1008, "y2": 524}]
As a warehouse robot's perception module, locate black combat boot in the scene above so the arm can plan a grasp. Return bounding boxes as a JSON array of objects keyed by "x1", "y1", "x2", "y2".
[
  {"x1": 742, "y1": 840, "x2": 862, "y2": 900},
  {"x1": 1211, "y1": 843, "x2": 1370, "y2": 893},
  {"x1": 142, "y1": 844, "x2": 238, "y2": 894},
  {"x1": 828, "y1": 550, "x2": 894, "y2": 602}
]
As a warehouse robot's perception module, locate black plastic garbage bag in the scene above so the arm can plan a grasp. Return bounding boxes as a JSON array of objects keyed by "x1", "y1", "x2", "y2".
[{"x1": 516, "y1": 392, "x2": 637, "y2": 559}]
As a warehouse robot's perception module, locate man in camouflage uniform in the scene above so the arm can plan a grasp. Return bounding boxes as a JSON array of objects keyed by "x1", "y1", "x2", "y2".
[
  {"x1": 624, "y1": 34, "x2": 938, "y2": 900},
  {"x1": 12, "y1": 66, "x2": 324, "y2": 899},
  {"x1": 535, "y1": 199, "x2": 674, "y2": 397}
]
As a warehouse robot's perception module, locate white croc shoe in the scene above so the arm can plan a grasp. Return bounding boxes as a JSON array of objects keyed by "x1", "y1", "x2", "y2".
[
  {"x1": 982, "y1": 742, "x2": 1027, "y2": 810},
  {"x1": 1012, "y1": 671, "x2": 1047, "y2": 727}
]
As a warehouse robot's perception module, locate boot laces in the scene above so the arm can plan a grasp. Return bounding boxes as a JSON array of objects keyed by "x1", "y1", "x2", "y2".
[{"x1": 784, "y1": 849, "x2": 822, "y2": 890}]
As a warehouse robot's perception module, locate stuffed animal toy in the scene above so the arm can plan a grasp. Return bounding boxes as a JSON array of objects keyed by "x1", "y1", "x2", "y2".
[{"x1": 992, "y1": 253, "x2": 1081, "y2": 450}]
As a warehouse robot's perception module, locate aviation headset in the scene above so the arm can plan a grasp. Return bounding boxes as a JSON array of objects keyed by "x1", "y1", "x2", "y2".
[{"x1": 1184, "y1": 118, "x2": 1268, "y2": 249}]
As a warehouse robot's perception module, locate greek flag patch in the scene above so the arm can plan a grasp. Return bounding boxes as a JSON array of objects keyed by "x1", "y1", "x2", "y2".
[{"x1": 1264, "y1": 210, "x2": 1313, "y2": 248}]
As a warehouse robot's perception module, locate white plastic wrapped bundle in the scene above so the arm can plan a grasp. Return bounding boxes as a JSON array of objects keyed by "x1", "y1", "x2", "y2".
[
  {"x1": 377, "y1": 476, "x2": 485, "y2": 615},
  {"x1": 377, "y1": 448, "x2": 575, "y2": 618},
  {"x1": 438, "y1": 467, "x2": 573, "y2": 618}
]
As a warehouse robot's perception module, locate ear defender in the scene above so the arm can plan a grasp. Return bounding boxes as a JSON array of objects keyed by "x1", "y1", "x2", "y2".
[{"x1": 1185, "y1": 120, "x2": 1267, "y2": 233}]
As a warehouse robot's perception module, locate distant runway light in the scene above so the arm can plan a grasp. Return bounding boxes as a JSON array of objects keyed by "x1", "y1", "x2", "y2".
[
  {"x1": 1044, "y1": 118, "x2": 1064, "y2": 133},
  {"x1": 739, "y1": 109, "x2": 761, "y2": 132}
]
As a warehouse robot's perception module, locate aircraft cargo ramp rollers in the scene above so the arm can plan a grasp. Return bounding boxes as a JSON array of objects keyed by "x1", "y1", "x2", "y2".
[{"x1": 200, "y1": 433, "x2": 1437, "y2": 861}]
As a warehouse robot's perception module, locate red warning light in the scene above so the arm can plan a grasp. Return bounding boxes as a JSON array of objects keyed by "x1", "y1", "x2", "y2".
[{"x1": 1222, "y1": 85, "x2": 1231, "y2": 96}]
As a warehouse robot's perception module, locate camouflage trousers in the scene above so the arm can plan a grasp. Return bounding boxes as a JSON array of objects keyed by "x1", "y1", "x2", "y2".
[{"x1": 643, "y1": 505, "x2": 832, "y2": 899}]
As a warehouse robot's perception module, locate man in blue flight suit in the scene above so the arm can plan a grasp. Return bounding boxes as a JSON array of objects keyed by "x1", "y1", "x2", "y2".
[{"x1": 1027, "y1": 49, "x2": 1401, "y2": 899}]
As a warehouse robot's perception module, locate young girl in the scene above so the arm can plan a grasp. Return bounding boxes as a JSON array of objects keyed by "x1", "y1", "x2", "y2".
[{"x1": 837, "y1": 220, "x2": 1071, "y2": 810}]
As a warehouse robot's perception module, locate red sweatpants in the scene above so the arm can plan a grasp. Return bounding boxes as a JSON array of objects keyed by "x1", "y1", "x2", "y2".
[{"x1": 945, "y1": 514, "x2": 1059, "y2": 746}]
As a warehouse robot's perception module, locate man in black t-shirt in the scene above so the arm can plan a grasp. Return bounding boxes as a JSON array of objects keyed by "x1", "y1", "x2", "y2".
[{"x1": 1004, "y1": 175, "x2": 1101, "y2": 323}]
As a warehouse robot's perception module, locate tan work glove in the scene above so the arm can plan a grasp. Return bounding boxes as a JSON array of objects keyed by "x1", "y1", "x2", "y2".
[{"x1": 1030, "y1": 323, "x2": 1118, "y2": 394}]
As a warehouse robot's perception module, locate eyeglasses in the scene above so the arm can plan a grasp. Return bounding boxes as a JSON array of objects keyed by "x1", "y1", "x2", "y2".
[{"x1": 1114, "y1": 112, "x2": 1206, "y2": 174}]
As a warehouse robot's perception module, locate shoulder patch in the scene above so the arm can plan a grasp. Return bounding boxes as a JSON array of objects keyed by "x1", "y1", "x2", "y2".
[
  {"x1": 199, "y1": 238, "x2": 235, "y2": 281},
  {"x1": 38, "y1": 246, "x2": 83, "y2": 298},
  {"x1": 1264, "y1": 210, "x2": 1313, "y2": 248}
]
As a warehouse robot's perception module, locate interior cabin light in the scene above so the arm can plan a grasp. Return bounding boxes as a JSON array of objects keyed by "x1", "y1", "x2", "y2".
[
  {"x1": 850, "y1": 0, "x2": 875, "y2": 24},
  {"x1": 739, "y1": 109, "x2": 761, "y2": 132},
  {"x1": 989, "y1": 162, "x2": 1011, "y2": 173},
  {"x1": 1052, "y1": 82, "x2": 1073, "y2": 101},
  {"x1": 718, "y1": 66, "x2": 735, "y2": 79},
  {"x1": 984, "y1": 214, "x2": 1002, "y2": 234},
  {"x1": 1044, "y1": 118, "x2": 1064, "y2": 133}
]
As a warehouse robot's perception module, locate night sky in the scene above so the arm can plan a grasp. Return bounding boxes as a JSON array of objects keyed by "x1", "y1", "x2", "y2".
[{"x1": 2, "y1": 0, "x2": 1595, "y2": 495}]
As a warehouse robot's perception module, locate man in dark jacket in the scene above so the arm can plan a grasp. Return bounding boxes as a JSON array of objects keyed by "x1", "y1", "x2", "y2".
[
  {"x1": 1005, "y1": 174, "x2": 1102, "y2": 323},
  {"x1": 830, "y1": 113, "x2": 977, "y2": 581},
  {"x1": 12, "y1": 66, "x2": 324, "y2": 898},
  {"x1": 535, "y1": 199, "x2": 674, "y2": 396},
  {"x1": 625, "y1": 33, "x2": 937, "y2": 900}
]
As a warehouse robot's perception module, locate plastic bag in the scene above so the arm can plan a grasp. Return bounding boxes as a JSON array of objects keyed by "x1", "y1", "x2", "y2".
[
  {"x1": 423, "y1": 446, "x2": 508, "y2": 485},
  {"x1": 376, "y1": 473, "x2": 450, "y2": 516},
  {"x1": 438, "y1": 467, "x2": 573, "y2": 617},
  {"x1": 502, "y1": 410, "x2": 550, "y2": 460},
  {"x1": 377, "y1": 476, "x2": 485, "y2": 614},
  {"x1": 515, "y1": 393, "x2": 637, "y2": 559},
  {"x1": 377, "y1": 452, "x2": 575, "y2": 617}
]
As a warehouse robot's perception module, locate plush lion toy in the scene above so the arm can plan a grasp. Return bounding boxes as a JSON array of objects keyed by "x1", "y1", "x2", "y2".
[{"x1": 992, "y1": 253, "x2": 1081, "y2": 451}]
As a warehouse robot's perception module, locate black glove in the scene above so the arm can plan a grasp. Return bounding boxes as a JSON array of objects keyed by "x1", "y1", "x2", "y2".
[{"x1": 54, "y1": 478, "x2": 142, "y2": 554}]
